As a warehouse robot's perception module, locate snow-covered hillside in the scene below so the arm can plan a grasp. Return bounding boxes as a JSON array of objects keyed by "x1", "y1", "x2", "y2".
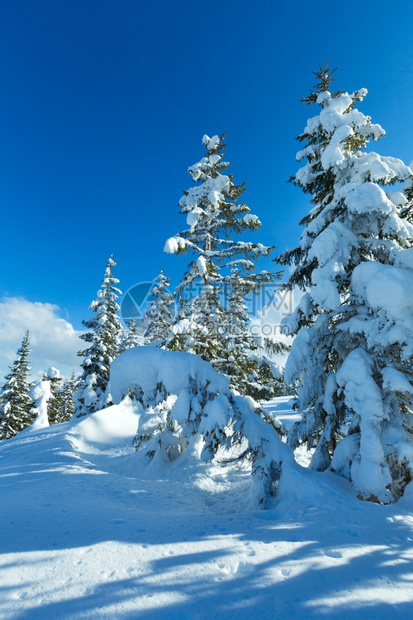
[{"x1": 1, "y1": 398, "x2": 413, "y2": 619}]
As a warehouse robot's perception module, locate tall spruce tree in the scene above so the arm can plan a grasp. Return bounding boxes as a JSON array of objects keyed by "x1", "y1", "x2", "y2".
[
  {"x1": 143, "y1": 270, "x2": 174, "y2": 347},
  {"x1": 74, "y1": 256, "x2": 122, "y2": 417},
  {"x1": 165, "y1": 133, "x2": 284, "y2": 399},
  {"x1": 0, "y1": 331, "x2": 34, "y2": 439},
  {"x1": 278, "y1": 65, "x2": 413, "y2": 501}
]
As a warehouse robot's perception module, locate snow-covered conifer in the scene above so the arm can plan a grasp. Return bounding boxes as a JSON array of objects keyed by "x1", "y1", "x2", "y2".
[
  {"x1": 109, "y1": 347, "x2": 292, "y2": 507},
  {"x1": 45, "y1": 367, "x2": 64, "y2": 425},
  {"x1": 143, "y1": 270, "x2": 174, "y2": 347},
  {"x1": 30, "y1": 378, "x2": 53, "y2": 430},
  {"x1": 0, "y1": 331, "x2": 34, "y2": 439},
  {"x1": 60, "y1": 371, "x2": 76, "y2": 421},
  {"x1": 331, "y1": 254, "x2": 413, "y2": 501},
  {"x1": 279, "y1": 64, "x2": 413, "y2": 501},
  {"x1": 119, "y1": 319, "x2": 143, "y2": 353},
  {"x1": 74, "y1": 256, "x2": 122, "y2": 417},
  {"x1": 217, "y1": 267, "x2": 287, "y2": 399},
  {"x1": 400, "y1": 162, "x2": 413, "y2": 222},
  {"x1": 165, "y1": 134, "x2": 283, "y2": 398}
]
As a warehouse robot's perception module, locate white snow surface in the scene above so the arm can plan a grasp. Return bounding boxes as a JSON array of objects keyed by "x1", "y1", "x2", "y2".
[{"x1": 1, "y1": 396, "x2": 413, "y2": 618}]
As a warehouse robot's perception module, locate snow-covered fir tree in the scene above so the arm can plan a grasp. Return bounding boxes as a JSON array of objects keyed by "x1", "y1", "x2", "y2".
[
  {"x1": 74, "y1": 256, "x2": 122, "y2": 417},
  {"x1": 44, "y1": 367, "x2": 63, "y2": 425},
  {"x1": 110, "y1": 346, "x2": 292, "y2": 507},
  {"x1": 165, "y1": 133, "x2": 284, "y2": 399},
  {"x1": 119, "y1": 319, "x2": 143, "y2": 353},
  {"x1": 143, "y1": 270, "x2": 174, "y2": 347},
  {"x1": 31, "y1": 378, "x2": 53, "y2": 430},
  {"x1": 401, "y1": 162, "x2": 413, "y2": 222},
  {"x1": 332, "y1": 254, "x2": 413, "y2": 502},
  {"x1": 218, "y1": 267, "x2": 287, "y2": 399},
  {"x1": 60, "y1": 371, "x2": 76, "y2": 421},
  {"x1": 0, "y1": 331, "x2": 34, "y2": 439},
  {"x1": 278, "y1": 64, "x2": 413, "y2": 502},
  {"x1": 119, "y1": 319, "x2": 141, "y2": 354}
]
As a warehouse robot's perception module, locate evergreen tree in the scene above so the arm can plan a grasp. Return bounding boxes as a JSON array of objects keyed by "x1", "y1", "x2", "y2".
[
  {"x1": 74, "y1": 256, "x2": 122, "y2": 417},
  {"x1": 278, "y1": 65, "x2": 413, "y2": 501},
  {"x1": 31, "y1": 378, "x2": 52, "y2": 430},
  {"x1": 61, "y1": 371, "x2": 76, "y2": 421},
  {"x1": 218, "y1": 267, "x2": 287, "y2": 399},
  {"x1": 111, "y1": 346, "x2": 291, "y2": 507},
  {"x1": 119, "y1": 319, "x2": 143, "y2": 353},
  {"x1": 165, "y1": 133, "x2": 284, "y2": 398},
  {"x1": 401, "y1": 163, "x2": 413, "y2": 222},
  {"x1": 44, "y1": 367, "x2": 63, "y2": 425},
  {"x1": 143, "y1": 270, "x2": 174, "y2": 347},
  {"x1": 0, "y1": 331, "x2": 34, "y2": 439}
]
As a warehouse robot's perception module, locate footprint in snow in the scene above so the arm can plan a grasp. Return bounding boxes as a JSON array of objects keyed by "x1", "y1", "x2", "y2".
[
  {"x1": 216, "y1": 561, "x2": 253, "y2": 579},
  {"x1": 323, "y1": 550, "x2": 342, "y2": 559}
]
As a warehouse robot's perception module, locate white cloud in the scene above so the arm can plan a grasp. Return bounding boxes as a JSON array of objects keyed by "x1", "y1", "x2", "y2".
[{"x1": 0, "y1": 297, "x2": 83, "y2": 381}]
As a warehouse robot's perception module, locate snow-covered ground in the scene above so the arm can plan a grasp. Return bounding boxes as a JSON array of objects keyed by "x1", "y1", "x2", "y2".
[{"x1": 1, "y1": 398, "x2": 413, "y2": 619}]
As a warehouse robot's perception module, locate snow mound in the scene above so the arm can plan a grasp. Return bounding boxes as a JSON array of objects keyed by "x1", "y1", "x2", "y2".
[
  {"x1": 68, "y1": 397, "x2": 140, "y2": 454},
  {"x1": 109, "y1": 347, "x2": 295, "y2": 507}
]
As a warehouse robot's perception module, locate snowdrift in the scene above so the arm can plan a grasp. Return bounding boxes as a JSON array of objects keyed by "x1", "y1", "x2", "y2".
[{"x1": 108, "y1": 346, "x2": 295, "y2": 507}]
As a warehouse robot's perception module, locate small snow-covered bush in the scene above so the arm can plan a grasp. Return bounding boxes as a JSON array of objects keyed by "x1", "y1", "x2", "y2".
[{"x1": 108, "y1": 346, "x2": 293, "y2": 507}]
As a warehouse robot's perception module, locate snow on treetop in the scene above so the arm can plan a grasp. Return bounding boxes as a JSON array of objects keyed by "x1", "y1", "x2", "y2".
[
  {"x1": 303, "y1": 91, "x2": 384, "y2": 142},
  {"x1": 47, "y1": 367, "x2": 60, "y2": 379},
  {"x1": 202, "y1": 134, "x2": 220, "y2": 150}
]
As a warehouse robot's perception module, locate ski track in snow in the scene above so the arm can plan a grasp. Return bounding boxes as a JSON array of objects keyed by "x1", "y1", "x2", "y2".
[{"x1": 1, "y1": 399, "x2": 413, "y2": 619}]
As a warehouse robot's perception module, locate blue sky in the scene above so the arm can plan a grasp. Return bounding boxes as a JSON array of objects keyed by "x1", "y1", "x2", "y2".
[{"x1": 1, "y1": 0, "x2": 412, "y2": 354}]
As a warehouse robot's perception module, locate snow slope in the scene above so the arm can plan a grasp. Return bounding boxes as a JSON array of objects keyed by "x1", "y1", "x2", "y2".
[{"x1": 1, "y1": 398, "x2": 413, "y2": 619}]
